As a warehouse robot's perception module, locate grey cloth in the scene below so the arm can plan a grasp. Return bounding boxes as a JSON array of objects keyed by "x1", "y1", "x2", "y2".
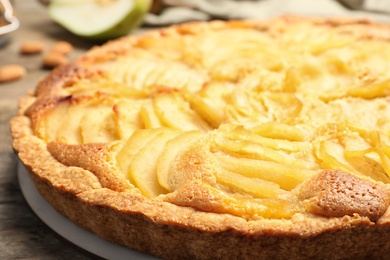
[
  {"x1": 144, "y1": 0, "x2": 390, "y2": 26},
  {"x1": 340, "y1": 0, "x2": 390, "y2": 12}
]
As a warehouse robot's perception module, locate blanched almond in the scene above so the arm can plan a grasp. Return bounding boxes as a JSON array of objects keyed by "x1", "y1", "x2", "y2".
[
  {"x1": 0, "y1": 64, "x2": 26, "y2": 83},
  {"x1": 20, "y1": 41, "x2": 46, "y2": 55},
  {"x1": 42, "y1": 53, "x2": 68, "y2": 68},
  {"x1": 50, "y1": 41, "x2": 74, "y2": 56}
]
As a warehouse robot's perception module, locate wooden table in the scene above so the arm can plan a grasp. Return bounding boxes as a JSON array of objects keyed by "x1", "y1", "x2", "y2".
[{"x1": 0, "y1": 1, "x2": 121, "y2": 259}]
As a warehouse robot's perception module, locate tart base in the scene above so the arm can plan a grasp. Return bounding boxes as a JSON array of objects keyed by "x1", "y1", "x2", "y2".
[
  {"x1": 17, "y1": 161, "x2": 153, "y2": 259},
  {"x1": 19, "y1": 158, "x2": 390, "y2": 259}
]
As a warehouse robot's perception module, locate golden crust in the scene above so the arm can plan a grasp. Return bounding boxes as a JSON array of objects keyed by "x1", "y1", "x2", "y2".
[
  {"x1": 297, "y1": 170, "x2": 390, "y2": 221},
  {"x1": 47, "y1": 142, "x2": 131, "y2": 191},
  {"x1": 10, "y1": 15, "x2": 390, "y2": 259}
]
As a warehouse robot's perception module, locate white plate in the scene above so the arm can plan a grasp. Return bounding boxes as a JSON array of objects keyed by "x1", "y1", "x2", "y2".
[{"x1": 17, "y1": 162, "x2": 158, "y2": 260}]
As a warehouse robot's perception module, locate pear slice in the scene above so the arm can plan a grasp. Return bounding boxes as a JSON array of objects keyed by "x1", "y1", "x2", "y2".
[
  {"x1": 215, "y1": 154, "x2": 317, "y2": 190},
  {"x1": 80, "y1": 104, "x2": 118, "y2": 143},
  {"x1": 189, "y1": 95, "x2": 224, "y2": 129},
  {"x1": 139, "y1": 100, "x2": 162, "y2": 129},
  {"x1": 214, "y1": 169, "x2": 287, "y2": 199},
  {"x1": 56, "y1": 103, "x2": 87, "y2": 144},
  {"x1": 49, "y1": 0, "x2": 152, "y2": 40},
  {"x1": 41, "y1": 99, "x2": 70, "y2": 142},
  {"x1": 153, "y1": 92, "x2": 212, "y2": 132},
  {"x1": 113, "y1": 99, "x2": 145, "y2": 140},
  {"x1": 156, "y1": 130, "x2": 203, "y2": 191},
  {"x1": 116, "y1": 128, "x2": 165, "y2": 184},
  {"x1": 129, "y1": 129, "x2": 181, "y2": 197}
]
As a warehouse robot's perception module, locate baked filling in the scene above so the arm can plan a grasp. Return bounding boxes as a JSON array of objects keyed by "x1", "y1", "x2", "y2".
[{"x1": 19, "y1": 16, "x2": 390, "y2": 224}]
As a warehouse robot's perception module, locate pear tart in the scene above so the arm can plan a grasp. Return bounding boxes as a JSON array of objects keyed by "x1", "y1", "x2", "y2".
[{"x1": 11, "y1": 16, "x2": 390, "y2": 259}]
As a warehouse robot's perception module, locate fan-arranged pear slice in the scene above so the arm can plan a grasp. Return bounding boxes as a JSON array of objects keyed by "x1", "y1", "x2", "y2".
[
  {"x1": 189, "y1": 95, "x2": 225, "y2": 129},
  {"x1": 219, "y1": 124, "x2": 309, "y2": 152},
  {"x1": 66, "y1": 80, "x2": 149, "y2": 99},
  {"x1": 156, "y1": 130, "x2": 203, "y2": 191},
  {"x1": 316, "y1": 140, "x2": 358, "y2": 174},
  {"x1": 129, "y1": 128, "x2": 182, "y2": 197},
  {"x1": 215, "y1": 154, "x2": 318, "y2": 190},
  {"x1": 56, "y1": 102, "x2": 88, "y2": 144},
  {"x1": 153, "y1": 92, "x2": 212, "y2": 132},
  {"x1": 139, "y1": 100, "x2": 162, "y2": 129},
  {"x1": 214, "y1": 136, "x2": 315, "y2": 170},
  {"x1": 39, "y1": 98, "x2": 71, "y2": 142},
  {"x1": 250, "y1": 122, "x2": 306, "y2": 141},
  {"x1": 116, "y1": 128, "x2": 166, "y2": 184},
  {"x1": 113, "y1": 99, "x2": 146, "y2": 140},
  {"x1": 214, "y1": 169, "x2": 288, "y2": 199},
  {"x1": 189, "y1": 82, "x2": 234, "y2": 128},
  {"x1": 80, "y1": 104, "x2": 118, "y2": 143},
  {"x1": 48, "y1": 0, "x2": 152, "y2": 40},
  {"x1": 109, "y1": 53, "x2": 208, "y2": 92}
]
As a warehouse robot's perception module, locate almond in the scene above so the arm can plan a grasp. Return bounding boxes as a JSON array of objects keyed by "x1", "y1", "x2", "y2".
[
  {"x1": 50, "y1": 41, "x2": 74, "y2": 56},
  {"x1": 42, "y1": 53, "x2": 68, "y2": 69},
  {"x1": 20, "y1": 41, "x2": 46, "y2": 55},
  {"x1": 0, "y1": 64, "x2": 26, "y2": 83}
]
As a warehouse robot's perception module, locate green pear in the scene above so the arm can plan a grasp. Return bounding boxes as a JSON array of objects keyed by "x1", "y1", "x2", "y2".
[{"x1": 48, "y1": 0, "x2": 152, "y2": 41}]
